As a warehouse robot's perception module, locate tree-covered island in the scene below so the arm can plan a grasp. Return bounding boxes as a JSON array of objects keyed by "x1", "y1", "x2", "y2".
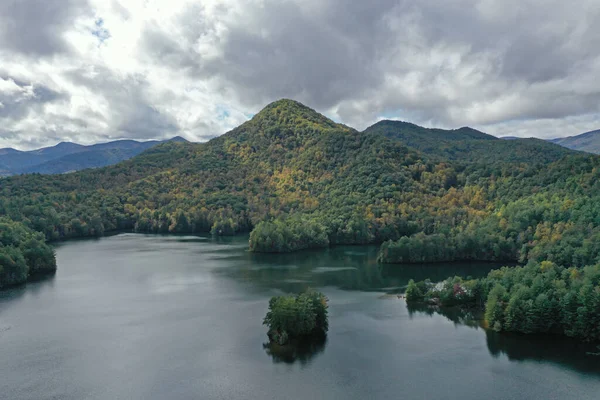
[{"x1": 263, "y1": 290, "x2": 329, "y2": 346}]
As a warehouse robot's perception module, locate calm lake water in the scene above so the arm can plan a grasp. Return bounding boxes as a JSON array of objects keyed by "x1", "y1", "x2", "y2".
[{"x1": 1, "y1": 234, "x2": 599, "y2": 399}]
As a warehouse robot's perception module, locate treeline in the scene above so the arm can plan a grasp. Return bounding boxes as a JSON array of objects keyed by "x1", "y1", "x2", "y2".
[
  {"x1": 379, "y1": 231, "x2": 517, "y2": 264},
  {"x1": 379, "y1": 190, "x2": 600, "y2": 267},
  {"x1": 0, "y1": 218, "x2": 56, "y2": 288},
  {"x1": 405, "y1": 261, "x2": 600, "y2": 342},
  {"x1": 249, "y1": 219, "x2": 329, "y2": 253}
]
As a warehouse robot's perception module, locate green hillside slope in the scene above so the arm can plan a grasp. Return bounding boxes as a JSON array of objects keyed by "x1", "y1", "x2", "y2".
[
  {"x1": 1, "y1": 99, "x2": 599, "y2": 278},
  {"x1": 364, "y1": 120, "x2": 572, "y2": 164}
]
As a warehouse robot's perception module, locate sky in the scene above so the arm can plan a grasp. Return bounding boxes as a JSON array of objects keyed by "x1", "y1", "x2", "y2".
[{"x1": 1, "y1": 0, "x2": 599, "y2": 150}]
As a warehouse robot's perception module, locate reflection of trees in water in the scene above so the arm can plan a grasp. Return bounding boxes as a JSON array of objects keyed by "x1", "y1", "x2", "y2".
[
  {"x1": 215, "y1": 244, "x2": 505, "y2": 294},
  {"x1": 28, "y1": 270, "x2": 57, "y2": 284},
  {"x1": 0, "y1": 272, "x2": 56, "y2": 317},
  {"x1": 407, "y1": 303, "x2": 600, "y2": 375},
  {"x1": 407, "y1": 303, "x2": 484, "y2": 330},
  {"x1": 263, "y1": 335, "x2": 327, "y2": 365},
  {"x1": 486, "y1": 330, "x2": 600, "y2": 374},
  {"x1": 0, "y1": 272, "x2": 56, "y2": 299}
]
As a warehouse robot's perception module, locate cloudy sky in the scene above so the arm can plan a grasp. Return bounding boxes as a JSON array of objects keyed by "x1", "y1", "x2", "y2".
[{"x1": 1, "y1": 0, "x2": 599, "y2": 149}]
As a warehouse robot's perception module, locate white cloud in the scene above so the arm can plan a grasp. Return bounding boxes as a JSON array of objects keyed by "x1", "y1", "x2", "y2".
[{"x1": 0, "y1": 0, "x2": 599, "y2": 149}]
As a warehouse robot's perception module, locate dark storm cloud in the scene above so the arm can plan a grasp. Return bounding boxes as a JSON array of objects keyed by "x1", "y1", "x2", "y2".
[{"x1": 0, "y1": 0, "x2": 91, "y2": 56}]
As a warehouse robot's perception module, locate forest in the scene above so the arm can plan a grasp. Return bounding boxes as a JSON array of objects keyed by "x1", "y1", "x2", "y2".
[
  {"x1": 263, "y1": 290, "x2": 329, "y2": 346},
  {"x1": 0, "y1": 218, "x2": 56, "y2": 288},
  {"x1": 2, "y1": 100, "x2": 599, "y2": 265},
  {"x1": 0, "y1": 98, "x2": 599, "y2": 340},
  {"x1": 405, "y1": 261, "x2": 600, "y2": 342}
]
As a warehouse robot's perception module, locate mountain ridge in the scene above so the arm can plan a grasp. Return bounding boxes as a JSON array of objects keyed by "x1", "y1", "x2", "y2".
[
  {"x1": 3, "y1": 98, "x2": 599, "y2": 343},
  {"x1": 366, "y1": 120, "x2": 495, "y2": 142},
  {"x1": 549, "y1": 129, "x2": 600, "y2": 154},
  {"x1": 0, "y1": 136, "x2": 187, "y2": 175},
  {"x1": 362, "y1": 119, "x2": 572, "y2": 164}
]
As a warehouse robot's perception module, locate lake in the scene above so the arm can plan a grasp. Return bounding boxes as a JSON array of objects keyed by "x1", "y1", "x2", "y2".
[{"x1": 1, "y1": 234, "x2": 598, "y2": 399}]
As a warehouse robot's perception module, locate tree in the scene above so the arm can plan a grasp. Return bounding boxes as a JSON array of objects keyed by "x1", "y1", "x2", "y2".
[
  {"x1": 485, "y1": 284, "x2": 507, "y2": 331},
  {"x1": 405, "y1": 279, "x2": 424, "y2": 302},
  {"x1": 0, "y1": 246, "x2": 28, "y2": 288},
  {"x1": 263, "y1": 290, "x2": 329, "y2": 345}
]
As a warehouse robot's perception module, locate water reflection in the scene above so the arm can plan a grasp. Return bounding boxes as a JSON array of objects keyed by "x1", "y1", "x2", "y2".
[
  {"x1": 215, "y1": 243, "x2": 506, "y2": 294},
  {"x1": 2, "y1": 234, "x2": 598, "y2": 399},
  {"x1": 159, "y1": 236, "x2": 600, "y2": 375},
  {"x1": 263, "y1": 335, "x2": 327, "y2": 365},
  {"x1": 0, "y1": 272, "x2": 56, "y2": 312},
  {"x1": 408, "y1": 303, "x2": 600, "y2": 375},
  {"x1": 407, "y1": 303, "x2": 484, "y2": 330},
  {"x1": 486, "y1": 330, "x2": 600, "y2": 374}
]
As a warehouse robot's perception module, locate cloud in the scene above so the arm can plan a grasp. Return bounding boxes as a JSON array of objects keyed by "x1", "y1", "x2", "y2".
[
  {"x1": 1, "y1": 0, "x2": 600, "y2": 149},
  {"x1": 0, "y1": 0, "x2": 92, "y2": 56},
  {"x1": 0, "y1": 77, "x2": 65, "y2": 120}
]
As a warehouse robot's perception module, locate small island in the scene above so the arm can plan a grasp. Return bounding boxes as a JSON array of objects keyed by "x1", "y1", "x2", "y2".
[{"x1": 263, "y1": 290, "x2": 329, "y2": 346}]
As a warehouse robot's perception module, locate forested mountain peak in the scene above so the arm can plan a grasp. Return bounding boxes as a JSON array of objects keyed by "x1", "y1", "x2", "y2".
[
  {"x1": 453, "y1": 126, "x2": 495, "y2": 139},
  {"x1": 230, "y1": 99, "x2": 353, "y2": 138},
  {"x1": 366, "y1": 120, "x2": 496, "y2": 141},
  {"x1": 364, "y1": 119, "x2": 573, "y2": 164}
]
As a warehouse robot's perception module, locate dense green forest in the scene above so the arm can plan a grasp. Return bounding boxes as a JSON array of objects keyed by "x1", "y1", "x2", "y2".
[
  {"x1": 1, "y1": 99, "x2": 600, "y2": 307},
  {"x1": 405, "y1": 261, "x2": 600, "y2": 342},
  {"x1": 0, "y1": 218, "x2": 56, "y2": 288},
  {"x1": 263, "y1": 290, "x2": 329, "y2": 346},
  {"x1": 364, "y1": 119, "x2": 573, "y2": 164},
  {"x1": 4, "y1": 100, "x2": 597, "y2": 264}
]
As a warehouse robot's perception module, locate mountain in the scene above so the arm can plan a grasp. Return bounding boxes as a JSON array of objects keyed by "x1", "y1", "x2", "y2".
[
  {"x1": 364, "y1": 120, "x2": 495, "y2": 145},
  {"x1": 3, "y1": 98, "x2": 600, "y2": 341},
  {"x1": 0, "y1": 98, "x2": 596, "y2": 260},
  {"x1": 0, "y1": 97, "x2": 594, "y2": 249},
  {"x1": 550, "y1": 129, "x2": 600, "y2": 154},
  {"x1": 0, "y1": 137, "x2": 187, "y2": 175},
  {"x1": 363, "y1": 120, "x2": 571, "y2": 164}
]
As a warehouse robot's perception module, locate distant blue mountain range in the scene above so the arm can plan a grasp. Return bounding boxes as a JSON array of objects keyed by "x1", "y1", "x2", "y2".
[
  {"x1": 500, "y1": 130, "x2": 600, "y2": 154},
  {"x1": 0, "y1": 136, "x2": 187, "y2": 175},
  {"x1": 548, "y1": 129, "x2": 600, "y2": 154}
]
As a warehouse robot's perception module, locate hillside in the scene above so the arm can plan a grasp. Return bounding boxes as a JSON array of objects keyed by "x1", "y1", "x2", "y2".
[
  {"x1": 1, "y1": 99, "x2": 600, "y2": 269},
  {"x1": 365, "y1": 120, "x2": 495, "y2": 143},
  {"x1": 364, "y1": 120, "x2": 572, "y2": 164},
  {"x1": 363, "y1": 120, "x2": 494, "y2": 158},
  {"x1": 3, "y1": 99, "x2": 600, "y2": 341},
  {"x1": 551, "y1": 129, "x2": 600, "y2": 154},
  {"x1": 0, "y1": 137, "x2": 187, "y2": 175}
]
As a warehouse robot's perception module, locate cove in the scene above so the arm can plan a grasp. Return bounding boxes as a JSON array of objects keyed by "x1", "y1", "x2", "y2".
[{"x1": 0, "y1": 234, "x2": 598, "y2": 400}]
